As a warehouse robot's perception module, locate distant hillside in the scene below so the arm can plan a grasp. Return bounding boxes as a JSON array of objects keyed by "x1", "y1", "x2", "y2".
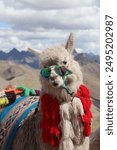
[
  {"x1": 81, "y1": 63, "x2": 100, "y2": 100},
  {"x1": 0, "y1": 48, "x2": 39, "y2": 68},
  {"x1": 72, "y1": 49, "x2": 100, "y2": 100},
  {"x1": 73, "y1": 49, "x2": 100, "y2": 65},
  {"x1": 0, "y1": 61, "x2": 41, "y2": 89}
]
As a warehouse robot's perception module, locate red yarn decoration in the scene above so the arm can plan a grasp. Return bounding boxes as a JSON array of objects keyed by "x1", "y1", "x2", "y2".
[
  {"x1": 76, "y1": 85, "x2": 92, "y2": 136},
  {"x1": 40, "y1": 85, "x2": 92, "y2": 147},
  {"x1": 40, "y1": 93, "x2": 61, "y2": 147}
]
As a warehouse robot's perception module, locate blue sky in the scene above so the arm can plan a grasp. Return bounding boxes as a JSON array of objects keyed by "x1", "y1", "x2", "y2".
[
  {"x1": 0, "y1": 22, "x2": 10, "y2": 28},
  {"x1": 0, "y1": 0, "x2": 100, "y2": 54}
]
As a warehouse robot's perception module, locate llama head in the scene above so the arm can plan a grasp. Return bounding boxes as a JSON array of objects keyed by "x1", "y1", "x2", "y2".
[{"x1": 28, "y1": 33, "x2": 83, "y2": 97}]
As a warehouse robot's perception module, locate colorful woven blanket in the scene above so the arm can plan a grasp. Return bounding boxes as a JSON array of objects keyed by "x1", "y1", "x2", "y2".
[{"x1": 0, "y1": 96, "x2": 39, "y2": 150}]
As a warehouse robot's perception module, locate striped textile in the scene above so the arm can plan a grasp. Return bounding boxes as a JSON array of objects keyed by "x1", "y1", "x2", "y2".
[{"x1": 0, "y1": 96, "x2": 39, "y2": 150}]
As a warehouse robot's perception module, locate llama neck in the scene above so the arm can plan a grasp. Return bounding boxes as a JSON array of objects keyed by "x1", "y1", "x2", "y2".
[{"x1": 41, "y1": 81, "x2": 80, "y2": 103}]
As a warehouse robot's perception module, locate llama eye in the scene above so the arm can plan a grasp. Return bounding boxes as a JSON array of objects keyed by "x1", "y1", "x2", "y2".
[{"x1": 62, "y1": 61, "x2": 67, "y2": 65}]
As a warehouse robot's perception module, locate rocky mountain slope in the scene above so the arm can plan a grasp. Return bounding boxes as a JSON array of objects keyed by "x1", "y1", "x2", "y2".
[
  {"x1": 0, "y1": 61, "x2": 41, "y2": 89},
  {"x1": 0, "y1": 48, "x2": 39, "y2": 68}
]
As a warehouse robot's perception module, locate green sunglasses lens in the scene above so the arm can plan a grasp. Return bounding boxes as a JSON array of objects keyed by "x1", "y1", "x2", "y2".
[{"x1": 41, "y1": 68, "x2": 51, "y2": 78}]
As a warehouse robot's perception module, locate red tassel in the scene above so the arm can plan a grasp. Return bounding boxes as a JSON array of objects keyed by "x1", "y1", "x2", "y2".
[
  {"x1": 76, "y1": 85, "x2": 92, "y2": 136},
  {"x1": 40, "y1": 93, "x2": 61, "y2": 147},
  {"x1": 50, "y1": 127, "x2": 61, "y2": 146}
]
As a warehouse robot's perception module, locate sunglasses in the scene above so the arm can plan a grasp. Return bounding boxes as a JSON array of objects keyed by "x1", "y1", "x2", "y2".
[{"x1": 40, "y1": 65, "x2": 72, "y2": 79}]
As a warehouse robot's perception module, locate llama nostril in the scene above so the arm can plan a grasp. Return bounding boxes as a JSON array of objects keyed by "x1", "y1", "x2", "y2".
[
  {"x1": 49, "y1": 76, "x2": 54, "y2": 81},
  {"x1": 49, "y1": 75, "x2": 58, "y2": 81}
]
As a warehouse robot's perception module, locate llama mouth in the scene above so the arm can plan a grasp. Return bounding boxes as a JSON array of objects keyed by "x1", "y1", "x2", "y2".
[{"x1": 52, "y1": 82, "x2": 59, "y2": 87}]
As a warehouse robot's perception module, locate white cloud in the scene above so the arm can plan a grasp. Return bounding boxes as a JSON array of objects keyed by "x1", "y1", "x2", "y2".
[
  {"x1": 0, "y1": 2, "x2": 99, "y2": 30},
  {"x1": 0, "y1": 0, "x2": 100, "y2": 54},
  {"x1": 2, "y1": 0, "x2": 96, "y2": 10}
]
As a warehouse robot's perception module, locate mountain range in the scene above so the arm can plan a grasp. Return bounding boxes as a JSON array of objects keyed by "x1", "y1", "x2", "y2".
[
  {"x1": 0, "y1": 48, "x2": 99, "y2": 68},
  {"x1": 0, "y1": 48, "x2": 39, "y2": 68},
  {"x1": 73, "y1": 50, "x2": 100, "y2": 65}
]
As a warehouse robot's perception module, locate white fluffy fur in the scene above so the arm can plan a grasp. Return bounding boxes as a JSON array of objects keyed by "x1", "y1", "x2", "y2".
[
  {"x1": 59, "y1": 138, "x2": 74, "y2": 150},
  {"x1": 59, "y1": 97, "x2": 88, "y2": 150}
]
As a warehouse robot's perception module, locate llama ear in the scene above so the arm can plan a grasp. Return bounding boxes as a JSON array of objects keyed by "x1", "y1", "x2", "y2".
[
  {"x1": 65, "y1": 33, "x2": 74, "y2": 53},
  {"x1": 28, "y1": 47, "x2": 42, "y2": 58}
]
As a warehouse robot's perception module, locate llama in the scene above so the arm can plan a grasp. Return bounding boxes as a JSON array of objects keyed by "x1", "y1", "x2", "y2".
[{"x1": 10, "y1": 33, "x2": 92, "y2": 150}]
